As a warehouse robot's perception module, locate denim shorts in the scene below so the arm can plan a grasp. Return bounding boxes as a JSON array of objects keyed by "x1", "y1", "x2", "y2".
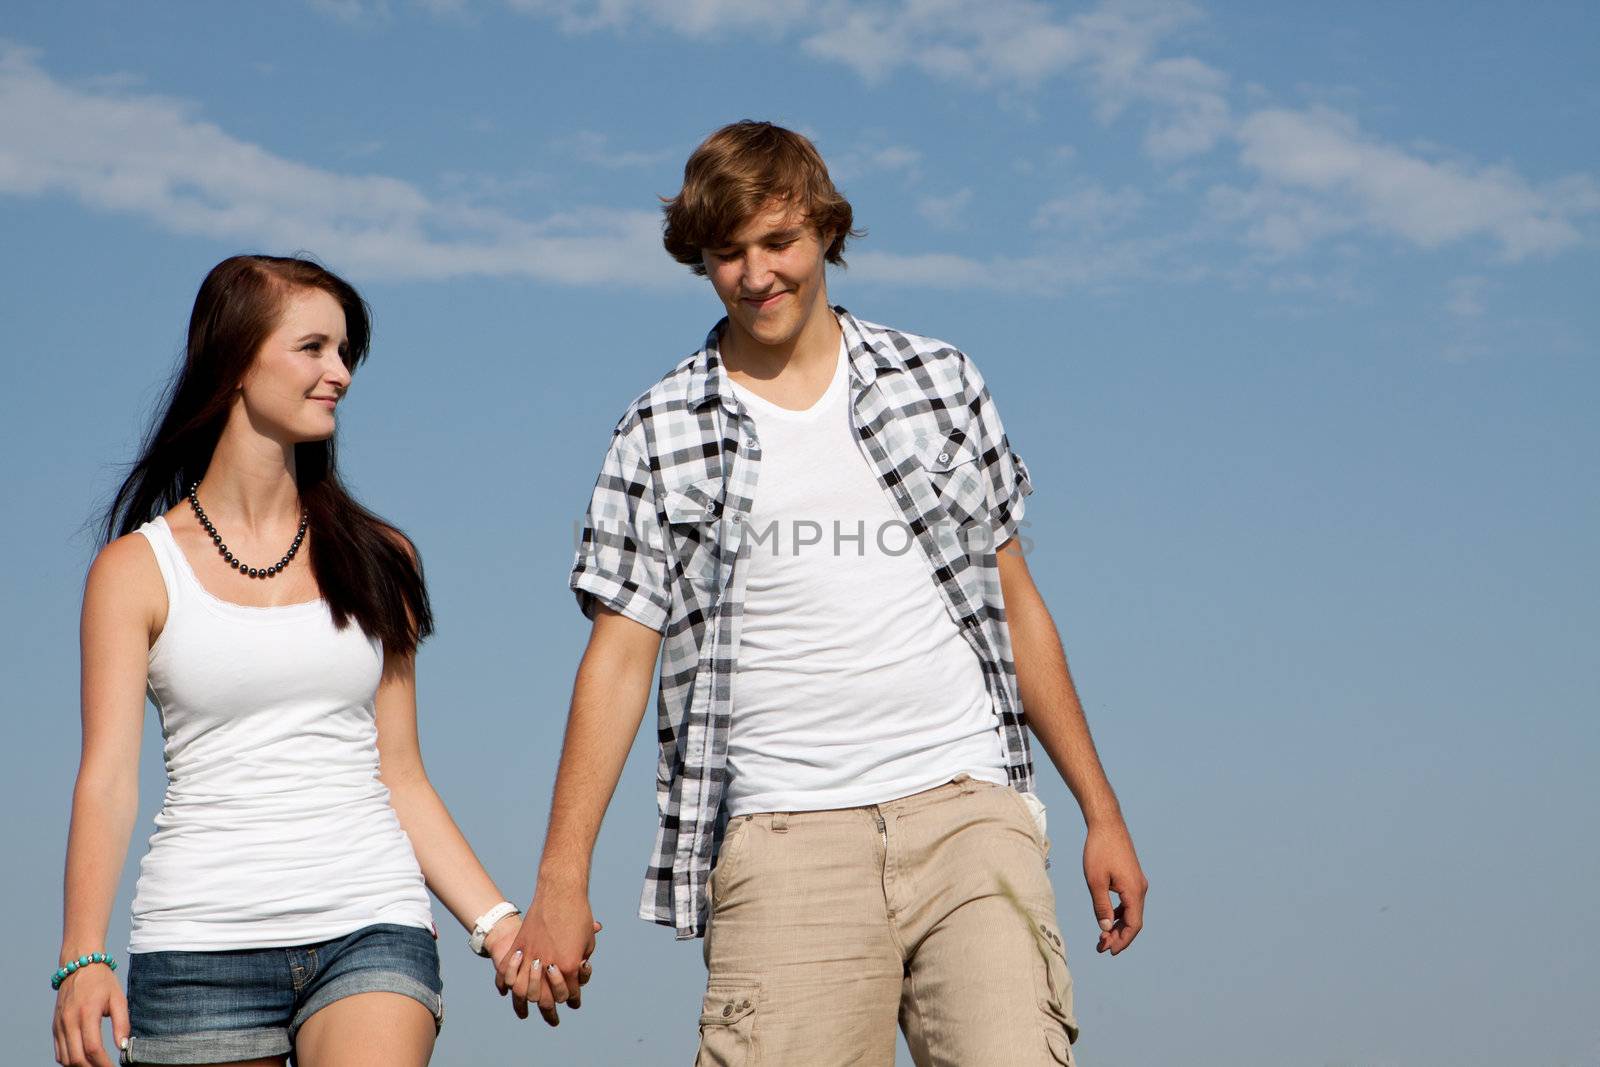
[{"x1": 123, "y1": 923, "x2": 443, "y2": 1064}]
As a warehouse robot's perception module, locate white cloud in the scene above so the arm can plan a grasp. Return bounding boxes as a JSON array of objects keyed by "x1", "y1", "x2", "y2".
[
  {"x1": 849, "y1": 250, "x2": 1001, "y2": 289},
  {"x1": 866, "y1": 145, "x2": 921, "y2": 171},
  {"x1": 0, "y1": 43, "x2": 1157, "y2": 297},
  {"x1": 849, "y1": 248, "x2": 1115, "y2": 293},
  {"x1": 826, "y1": 143, "x2": 923, "y2": 184},
  {"x1": 14, "y1": 0, "x2": 1600, "y2": 304},
  {"x1": 848, "y1": 226, "x2": 1183, "y2": 294},
  {"x1": 1204, "y1": 182, "x2": 1353, "y2": 257},
  {"x1": 309, "y1": 0, "x2": 475, "y2": 18},
  {"x1": 497, "y1": 0, "x2": 1597, "y2": 270},
  {"x1": 0, "y1": 45, "x2": 680, "y2": 286},
  {"x1": 805, "y1": 0, "x2": 1231, "y2": 159},
  {"x1": 506, "y1": 0, "x2": 1224, "y2": 160},
  {"x1": 1035, "y1": 182, "x2": 1145, "y2": 231},
  {"x1": 1445, "y1": 275, "x2": 1487, "y2": 319},
  {"x1": 825, "y1": 144, "x2": 928, "y2": 180},
  {"x1": 1235, "y1": 106, "x2": 1599, "y2": 259},
  {"x1": 799, "y1": 0, "x2": 1086, "y2": 86},
  {"x1": 308, "y1": 0, "x2": 390, "y2": 21},
  {"x1": 1066, "y1": 1, "x2": 1231, "y2": 159},
  {"x1": 1131, "y1": 55, "x2": 1231, "y2": 159},
  {"x1": 556, "y1": 130, "x2": 673, "y2": 170},
  {"x1": 436, "y1": 167, "x2": 556, "y2": 202},
  {"x1": 506, "y1": 0, "x2": 811, "y2": 36},
  {"x1": 916, "y1": 188, "x2": 972, "y2": 229}
]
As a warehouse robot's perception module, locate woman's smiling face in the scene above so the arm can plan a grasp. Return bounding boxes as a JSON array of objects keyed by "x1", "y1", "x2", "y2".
[{"x1": 237, "y1": 286, "x2": 353, "y2": 443}]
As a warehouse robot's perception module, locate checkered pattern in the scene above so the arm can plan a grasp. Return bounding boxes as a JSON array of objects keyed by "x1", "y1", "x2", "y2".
[{"x1": 570, "y1": 308, "x2": 1037, "y2": 939}]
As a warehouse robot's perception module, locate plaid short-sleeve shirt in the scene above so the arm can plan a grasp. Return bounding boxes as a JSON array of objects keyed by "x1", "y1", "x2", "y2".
[{"x1": 570, "y1": 308, "x2": 1038, "y2": 939}]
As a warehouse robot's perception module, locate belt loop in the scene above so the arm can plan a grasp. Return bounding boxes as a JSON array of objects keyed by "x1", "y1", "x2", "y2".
[
  {"x1": 771, "y1": 812, "x2": 789, "y2": 833},
  {"x1": 954, "y1": 773, "x2": 977, "y2": 796}
]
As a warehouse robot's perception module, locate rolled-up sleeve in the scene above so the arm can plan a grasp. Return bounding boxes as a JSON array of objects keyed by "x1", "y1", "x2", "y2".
[
  {"x1": 569, "y1": 431, "x2": 671, "y2": 633},
  {"x1": 964, "y1": 355, "x2": 1035, "y2": 546}
]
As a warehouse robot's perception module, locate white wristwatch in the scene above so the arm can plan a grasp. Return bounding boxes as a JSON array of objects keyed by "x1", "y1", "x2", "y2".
[{"x1": 468, "y1": 901, "x2": 521, "y2": 957}]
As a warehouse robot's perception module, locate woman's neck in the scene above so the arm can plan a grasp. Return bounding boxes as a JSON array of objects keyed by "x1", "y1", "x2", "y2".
[{"x1": 196, "y1": 410, "x2": 302, "y2": 532}]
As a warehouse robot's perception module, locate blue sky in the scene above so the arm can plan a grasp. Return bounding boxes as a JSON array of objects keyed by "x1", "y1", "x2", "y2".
[{"x1": 3, "y1": 2, "x2": 1597, "y2": 1064}]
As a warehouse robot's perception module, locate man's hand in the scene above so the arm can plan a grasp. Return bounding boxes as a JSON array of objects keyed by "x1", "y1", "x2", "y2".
[
  {"x1": 495, "y1": 886, "x2": 599, "y2": 1026},
  {"x1": 1084, "y1": 821, "x2": 1147, "y2": 955}
]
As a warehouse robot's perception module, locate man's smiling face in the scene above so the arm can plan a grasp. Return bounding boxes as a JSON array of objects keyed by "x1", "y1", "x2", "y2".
[{"x1": 702, "y1": 199, "x2": 833, "y2": 354}]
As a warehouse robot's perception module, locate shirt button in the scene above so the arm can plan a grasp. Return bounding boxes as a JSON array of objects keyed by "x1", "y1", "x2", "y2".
[{"x1": 938, "y1": 451, "x2": 950, "y2": 463}]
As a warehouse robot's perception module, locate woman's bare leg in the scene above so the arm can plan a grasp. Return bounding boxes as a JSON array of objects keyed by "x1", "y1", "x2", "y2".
[{"x1": 293, "y1": 992, "x2": 435, "y2": 1067}]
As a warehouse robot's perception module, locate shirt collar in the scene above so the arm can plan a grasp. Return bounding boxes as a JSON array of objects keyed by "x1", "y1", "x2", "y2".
[{"x1": 688, "y1": 306, "x2": 906, "y2": 412}]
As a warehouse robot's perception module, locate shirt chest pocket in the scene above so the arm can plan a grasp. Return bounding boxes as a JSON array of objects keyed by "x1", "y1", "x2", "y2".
[
  {"x1": 663, "y1": 476, "x2": 732, "y2": 590},
  {"x1": 915, "y1": 426, "x2": 989, "y2": 530}
]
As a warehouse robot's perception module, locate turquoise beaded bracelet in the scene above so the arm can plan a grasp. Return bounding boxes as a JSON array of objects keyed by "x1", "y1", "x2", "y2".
[{"x1": 51, "y1": 953, "x2": 117, "y2": 990}]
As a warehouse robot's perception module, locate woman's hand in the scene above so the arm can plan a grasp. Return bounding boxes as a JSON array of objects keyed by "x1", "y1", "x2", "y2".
[{"x1": 52, "y1": 965, "x2": 129, "y2": 1067}]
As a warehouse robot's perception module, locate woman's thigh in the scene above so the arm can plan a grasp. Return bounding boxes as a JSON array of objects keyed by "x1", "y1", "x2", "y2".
[{"x1": 293, "y1": 992, "x2": 435, "y2": 1067}]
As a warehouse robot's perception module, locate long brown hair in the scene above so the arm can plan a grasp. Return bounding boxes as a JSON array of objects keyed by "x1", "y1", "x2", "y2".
[{"x1": 102, "y1": 255, "x2": 433, "y2": 657}]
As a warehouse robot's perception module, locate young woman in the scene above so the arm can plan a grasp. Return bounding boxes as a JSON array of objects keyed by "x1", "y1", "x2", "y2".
[{"x1": 51, "y1": 256, "x2": 571, "y2": 1066}]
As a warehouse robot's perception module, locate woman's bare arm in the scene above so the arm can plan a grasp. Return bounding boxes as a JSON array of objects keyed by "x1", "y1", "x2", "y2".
[
  {"x1": 374, "y1": 650, "x2": 521, "y2": 950},
  {"x1": 55, "y1": 535, "x2": 163, "y2": 1066}
]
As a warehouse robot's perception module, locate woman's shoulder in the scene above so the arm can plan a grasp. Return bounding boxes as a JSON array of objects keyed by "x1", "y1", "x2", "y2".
[
  {"x1": 83, "y1": 527, "x2": 168, "y2": 631},
  {"x1": 91, "y1": 525, "x2": 164, "y2": 579}
]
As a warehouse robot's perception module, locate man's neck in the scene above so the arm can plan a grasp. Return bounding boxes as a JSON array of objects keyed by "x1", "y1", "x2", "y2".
[{"x1": 720, "y1": 296, "x2": 842, "y2": 387}]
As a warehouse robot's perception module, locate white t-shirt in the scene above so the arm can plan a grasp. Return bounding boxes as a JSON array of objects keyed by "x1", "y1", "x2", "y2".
[{"x1": 723, "y1": 339, "x2": 1007, "y2": 816}]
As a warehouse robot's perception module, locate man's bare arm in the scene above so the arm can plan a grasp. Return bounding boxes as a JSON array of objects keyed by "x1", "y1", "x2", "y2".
[
  {"x1": 997, "y1": 540, "x2": 1148, "y2": 955},
  {"x1": 499, "y1": 607, "x2": 662, "y2": 1024}
]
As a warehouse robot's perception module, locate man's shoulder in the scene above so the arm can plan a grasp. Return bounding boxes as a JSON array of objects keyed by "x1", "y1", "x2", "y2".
[
  {"x1": 853, "y1": 314, "x2": 964, "y2": 361},
  {"x1": 849, "y1": 312, "x2": 980, "y2": 397},
  {"x1": 606, "y1": 348, "x2": 708, "y2": 443}
]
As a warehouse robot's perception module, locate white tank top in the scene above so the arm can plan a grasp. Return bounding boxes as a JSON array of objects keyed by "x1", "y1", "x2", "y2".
[
  {"x1": 127, "y1": 515, "x2": 433, "y2": 952},
  {"x1": 722, "y1": 340, "x2": 1007, "y2": 816}
]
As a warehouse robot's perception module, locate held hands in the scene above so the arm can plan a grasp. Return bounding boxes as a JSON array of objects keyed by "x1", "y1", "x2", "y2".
[
  {"x1": 1083, "y1": 821, "x2": 1148, "y2": 955},
  {"x1": 52, "y1": 965, "x2": 128, "y2": 1067},
  {"x1": 492, "y1": 890, "x2": 599, "y2": 1026}
]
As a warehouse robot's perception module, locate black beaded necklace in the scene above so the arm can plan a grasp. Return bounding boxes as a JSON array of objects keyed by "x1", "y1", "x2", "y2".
[{"x1": 186, "y1": 483, "x2": 307, "y2": 580}]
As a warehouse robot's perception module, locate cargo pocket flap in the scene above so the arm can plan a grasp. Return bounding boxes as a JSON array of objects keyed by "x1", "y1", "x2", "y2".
[
  {"x1": 700, "y1": 990, "x2": 756, "y2": 1026},
  {"x1": 1034, "y1": 918, "x2": 1079, "y2": 1040}
]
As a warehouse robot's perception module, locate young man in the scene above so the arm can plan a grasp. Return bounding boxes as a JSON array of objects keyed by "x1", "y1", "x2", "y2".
[{"x1": 503, "y1": 121, "x2": 1147, "y2": 1064}]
